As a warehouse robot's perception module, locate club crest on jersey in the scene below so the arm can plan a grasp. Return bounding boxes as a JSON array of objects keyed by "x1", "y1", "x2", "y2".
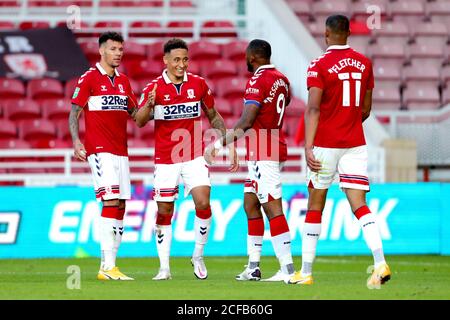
[
  {"x1": 164, "y1": 94, "x2": 170, "y2": 101},
  {"x1": 118, "y1": 84, "x2": 125, "y2": 93},
  {"x1": 101, "y1": 85, "x2": 107, "y2": 91},
  {"x1": 187, "y1": 89, "x2": 195, "y2": 99}
]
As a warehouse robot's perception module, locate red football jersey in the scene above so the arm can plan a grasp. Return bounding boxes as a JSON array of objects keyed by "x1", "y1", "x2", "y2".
[
  {"x1": 139, "y1": 70, "x2": 214, "y2": 164},
  {"x1": 71, "y1": 63, "x2": 138, "y2": 156},
  {"x1": 243, "y1": 65, "x2": 290, "y2": 162},
  {"x1": 307, "y1": 45, "x2": 374, "y2": 148}
]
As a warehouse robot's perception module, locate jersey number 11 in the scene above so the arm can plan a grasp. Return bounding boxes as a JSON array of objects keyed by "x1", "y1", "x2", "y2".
[{"x1": 338, "y1": 72, "x2": 362, "y2": 107}]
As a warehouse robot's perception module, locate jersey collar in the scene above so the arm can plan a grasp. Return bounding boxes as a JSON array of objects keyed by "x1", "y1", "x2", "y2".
[
  {"x1": 162, "y1": 69, "x2": 188, "y2": 84},
  {"x1": 254, "y1": 64, "x2": 275, "y2": 74},
  {"x1": 96, "y1": 62, "x2": 120, "y2": 76},
  {"x1": 326, "y1": 45, "x2": 350, "y2": 51}
]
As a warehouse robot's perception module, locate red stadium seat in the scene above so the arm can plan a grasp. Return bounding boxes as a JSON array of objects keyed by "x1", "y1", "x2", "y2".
[
  {"x1": 373, "y1": 21, "x2": 410, "y2": 46},
  {"x1": 20, "y1": 119, "x2": 57, "y2": 141},
  {"x1": 189, "y1": 41, "x2": 222, "y2": 61},
  {"x1": 403, "y1": 64, "x2": 441, "y2": 87},
  {"x1": 79, "y1": 40, "x2": 99, "y2": 64},
  {"x1": 214, "y1": 98, "x2": 233, "y2": 116},
  {"x1": 128, "y1": 138, "x2": 151, "y2": 148},
  {"x1": 222, "y1": 40, "x2": 247, "y2": 61},
  {"x1": 312, "y1": 0, "x2": 349, "y2": 16},
  {"x1": 166, "y1": 21, "x2": 194, "y2": 38},
  {"x1": 0, "y1": 119, "x2": 17, "y2": 139},
  {"x1": 127, "y1": 119, "x2": 136, "y2": 138},
  {"x1": 200, "y1": 21, "x2": 238, "y2": 38},
  {"x1": 201, "y1": 59, "x2": 237, "y2": 81},
  {"x1": 369, "y1": 42, "x2": 406, "y2": 64},
  {"x1": 18, "y1": 21, "x2": 50, "y2": 30},
  {"x1": 0, "y1": 78, "x2": 26, "y2": 99},
  {"x1": 28, "y1": 78, "x2": 64, "y2": 101},
  {"x1": 129, "y1": 78, "x2": 141, "y2": 95},
  {"x1": 30, "y1": 1, "x2": 92, "y2": 7},
  {"x1": 170, "y1": 0, "x2": 193, "y2": 8},
  {"x1": 127, "y1": 59, "x2": 163, "y2": 80},
  {"x1": 0, "y1": 138, "x2": 31, "y2": 149},
  {"x1": 408, "y1": 42, "x2": 445, "y2": 68},
  {"x1": 285, "y1": 96, "x2": 306, "y2": 117},
  {"x1": 373, "y1": 86, "x2": 401, "y2": 110},
  {"x1": 30, "y1": 138, "x2": 71, "y2": 149},
  {"x1": 146, "y1": 40, "x2": 166, "y2": 61},
  {"x1": 373, "y1": 59, "x2": 402, "y2": 83},
  {"x1": 122, "y1": 41, "x2": 147, "y2": 61},
  {"x1": 0, "y1": 1, "x2": 20, "y2": 7},
  {"x1": 135, "y1": 123, "x2": 154, "y2": 140},
  {"x1": 3, "y1": 99, "x2": 41, "y2": 121},
  {"x1": 390, "y1": 1, "x2": 426, "y2": 27},
  {"x1": 0, "y1": 21, "x2": 15, "y2": 30},
  {"x1": 215, "y1": 77, "x2": 247, "y2": 100},
  {"x1": 92, "y1": 21, "x2": 122, "y2": 37},
  {"x1": 187, "y1": 60, "x2": 201, "y2": 75},
  {"x1": 65, "y1": 77, "x2": 79, "y2": 99},
  {"x1": 403, "y1": 83, "x2": 441, "y2": 110},
  {"x1": 412, "y1": 21, "x2": 448, "y2": 44},
  {"x1": 289, "y1": 1, "x2": 311, "y2": 24},
  {"x1": 129, "y1": 21, "x2": 164, "y2": 38},
  {"x1": 351, "y1": 0, "x2": 388, "y2": 23},
  {"x1": 41, "y1": 98, "x2": 71, "y2": 120},
  {"x1": 307, "y1": 21, "x2": 326, "y2": 37}
]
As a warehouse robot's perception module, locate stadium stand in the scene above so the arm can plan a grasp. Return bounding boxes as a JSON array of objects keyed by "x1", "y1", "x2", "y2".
[{"x1": 0, "y1": 0, "x2": 448, "y2": 184}]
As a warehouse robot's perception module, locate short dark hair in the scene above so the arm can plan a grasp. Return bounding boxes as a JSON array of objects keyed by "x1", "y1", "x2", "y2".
[
  {"x1": 325, "y1": 15, "x2": 350, "y2": 34},
  {"x1": 164, "y1": 38, "x2": 188, "y2": 54},
  {"x1": 247, "y1": 39, "x2": 271, "y2": 60},
  {"x1": 98, "y1": 31, "x2": 124, "y2": 46}
]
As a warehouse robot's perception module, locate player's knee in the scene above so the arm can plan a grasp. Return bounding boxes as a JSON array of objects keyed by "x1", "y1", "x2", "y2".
[
  {"x1": 157, "y1": 202, "x2": 175, "y2": 215},
  {"x1": 194, "y1": 199, "x2": 210, "y2": 211},
  {"x1": 103, "y1": 199, "x2": 119, "y2": 207}
]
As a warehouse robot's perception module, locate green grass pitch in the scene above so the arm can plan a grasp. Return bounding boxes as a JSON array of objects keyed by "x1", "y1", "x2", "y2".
[{"x1": 1, "y1": 255, "x2": 449, "y2": 300}]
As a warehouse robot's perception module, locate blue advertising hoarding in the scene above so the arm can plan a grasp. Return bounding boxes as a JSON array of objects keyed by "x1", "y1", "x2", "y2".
[{"x1": 0, "y1": 183, "x2": 448, "y2": 258}]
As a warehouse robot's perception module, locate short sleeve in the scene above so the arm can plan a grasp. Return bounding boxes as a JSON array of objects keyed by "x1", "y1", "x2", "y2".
[
  {"x1": 306, "y1": 62, "x2": 325, "y2": 90},
  {"x1": 244, "y1": 78, "x2": 264, "y2": 107},
  {"x1": 71, "y1": 72, "x2": 92, "y2": 108},
  {"x1": 125, "y1": 79, "x2": 138, "y2": 108},
  {"x1": 201, "y1": 79, "x2": 215, "y2": 109}
]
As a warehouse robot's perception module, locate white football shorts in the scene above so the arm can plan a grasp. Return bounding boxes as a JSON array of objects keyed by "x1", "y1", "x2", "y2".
[
  {"x1": 153, "y1": 156, "x2": 211, "y2": 202},
  {"x1": 87, "y1": 152, "x2": 131, "y2": 201},
  {"x1": 244, "y1": 160, "x2": 283, "y2": 204},
  {"x1": 306, "y1": 145, "x2": 370, "y2": 191}
]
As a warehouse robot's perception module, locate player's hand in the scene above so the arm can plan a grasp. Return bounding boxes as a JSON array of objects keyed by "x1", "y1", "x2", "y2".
[
  {"x1": 144, "y1": 84, "x2": 157, "y2": 109},
  {"x1": 306, "y1": 147, "x2": 321, "y2": 172},
  {"x1": 73, "y1": 140, "x2": 87, "y2": 162},
  {"x1": 203, "y1": 143, "x2": 217, "y2": 165},
  {"x1": 228, "y1": 145, "x2": 239, "y2": 172}
]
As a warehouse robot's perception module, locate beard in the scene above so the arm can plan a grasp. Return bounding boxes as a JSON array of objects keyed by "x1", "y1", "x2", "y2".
[{"x1": 247, "y1": 61, "x2": 254, "y2": 73}]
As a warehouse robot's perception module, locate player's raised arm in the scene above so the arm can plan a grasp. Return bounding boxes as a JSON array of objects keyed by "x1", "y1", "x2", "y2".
[
  {"x1": 304, "y1": 87, "x2": 322, "y2": 172},
  {"x1": 68, "y1": 103, "x2": 86, "y2": 161},
  {"x1": 135, "y1": 84, "x2": 157, "y2": 128}
]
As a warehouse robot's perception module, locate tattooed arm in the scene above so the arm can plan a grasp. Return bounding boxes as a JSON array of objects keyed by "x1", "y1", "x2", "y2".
[
  {"x1": 69, "y1": 103, "x2": 87, "y2": 161},
  {"x1": 203, "y1": 106, "x2": 239, "y2": 172}
]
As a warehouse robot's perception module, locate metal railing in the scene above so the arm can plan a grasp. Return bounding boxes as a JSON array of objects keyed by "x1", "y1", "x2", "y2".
[{"x1": 0, "y1": 146, "x2": 387, "y2": 186}]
